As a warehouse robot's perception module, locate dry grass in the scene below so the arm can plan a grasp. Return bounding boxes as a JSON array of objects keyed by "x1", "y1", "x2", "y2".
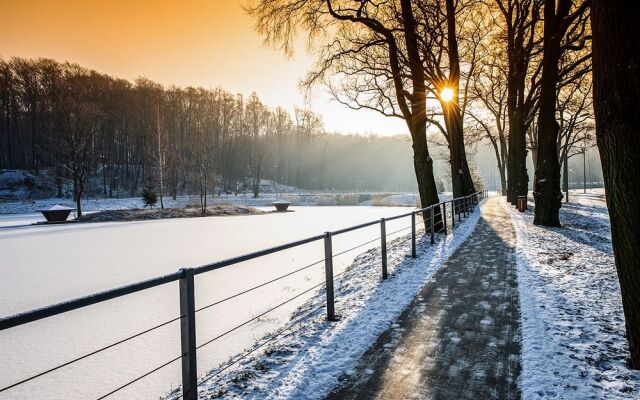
[
  {"x1": 335, "y1": 194, "x2": 360, "y2": 205},
  {"x1": 370, "y1": 194, "x2": 394, "y2": 206}
]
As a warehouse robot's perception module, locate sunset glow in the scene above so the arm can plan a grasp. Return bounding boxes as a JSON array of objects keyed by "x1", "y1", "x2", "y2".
[{"x1": 0, "y1": 0, "x2": 404, "y2": 135}]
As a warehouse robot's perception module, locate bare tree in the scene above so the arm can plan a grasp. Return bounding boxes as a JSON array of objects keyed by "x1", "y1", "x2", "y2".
[
  {"x1": 416, "y1": 0, "x2": 481, "y2": 197},
  {"x1": 533, "y1": 0, "x2": 590, "y2": 226},
  {"x1": 51, "y1": 64, "x2": 103, "y2": 217},
  {"x1": 467, "y1": 61, "x2": 510, "y2": 193},
  {"x1": 492, "y1": 0, "x2": 543, "y2": 205},
  {"x1": 556, "y1": 73, "x2": 594, "y2": 202},
  {"x1": 156, "y1": 102, "x2": 165, "y2": 209},
  {"x1": 247, "y1": 0, "x2": 443, "y2": 227},
  {"x1": 245, "y1": 93, "x2": 269, "y2": 198}
]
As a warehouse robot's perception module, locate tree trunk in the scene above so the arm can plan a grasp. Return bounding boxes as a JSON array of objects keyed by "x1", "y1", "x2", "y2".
[
  {"x1": 533, "y1": 1, "x2": 562, "y2": 227},
  {"x1": 411, "y1": 130, "x2": 442, "y2": 230},
  {"x1": 507, "y1": 114, "x2": 529, "y2": 205},
  {"x1": 443, "y1": 107, "x2": 476, "y2": 197},
  {"x1": 499, "y1": 166, "x2": 507, "y2": 195},
  {"x1": 73, "y1": 172, "x2": 83, "y2": 218},
  {"x1": 442, "y1": 0, "x2": 475, "y2": 199},
  {"x1": 591, "y1": 0, "x2": 640, "y2": 369}
]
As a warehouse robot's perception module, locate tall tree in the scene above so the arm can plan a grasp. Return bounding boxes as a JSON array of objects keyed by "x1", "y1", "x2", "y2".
[
  {"x1": 556, "y1": 73, "x2": 593, "y2": 201},
  {"x1": 591, "y1": 0, "x2": 640, "y2": 369},
  {"x1": 51, "y1": 65, "x2": 103, "y2": 217},
  {"x1": 493, "y1": 0, "x2": 543, "y2": 205},
  {"x1": 468, "y1": 61, "x2": 509, "y2": 194},
  {"x1": 417, "y1": 0, "x2": 479, "y2": 197},
  {"x1": 533, "y1": 0, "x2": 590, "y2": 226},
  {"x1": 247, "y1": 0, "x2": 442, "y2": 226}
]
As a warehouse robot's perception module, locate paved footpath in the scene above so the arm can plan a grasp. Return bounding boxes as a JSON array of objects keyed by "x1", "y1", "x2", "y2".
[{"x1": 326, "y1": 197, "x2": 521, "y2": 400}]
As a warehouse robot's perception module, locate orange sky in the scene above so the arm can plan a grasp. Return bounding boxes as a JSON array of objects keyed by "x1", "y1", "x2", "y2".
[{"x1": 0, "y1": 0, "x2": 405, "y2": 136}]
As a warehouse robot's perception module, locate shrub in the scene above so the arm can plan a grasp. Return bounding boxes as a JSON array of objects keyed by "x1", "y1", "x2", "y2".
[{"x1": 141, "y1": 186, "x2": 158, "y2": 208}]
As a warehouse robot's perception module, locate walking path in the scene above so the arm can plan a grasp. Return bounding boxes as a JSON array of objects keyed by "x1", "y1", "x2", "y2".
[{"x1": 326, "y1": 197, "x2": 521, "y2": 400}]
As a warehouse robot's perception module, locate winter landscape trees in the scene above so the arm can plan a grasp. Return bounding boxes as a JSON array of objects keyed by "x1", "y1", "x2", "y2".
[
  {"x1": 2, "y1": 0, "x2": 639, "y2": 371},
  {"x1": 0, "y1": 57, "x2": 436, "y2": 211}
]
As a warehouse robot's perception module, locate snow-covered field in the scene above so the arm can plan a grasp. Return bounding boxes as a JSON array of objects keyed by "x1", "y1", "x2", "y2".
[
  {"x1": 168, "y1": 200, "x2": 484, "y2": 399},
  {"x1": 505, "y1": 190, "x2": 640, "y2": 399}
]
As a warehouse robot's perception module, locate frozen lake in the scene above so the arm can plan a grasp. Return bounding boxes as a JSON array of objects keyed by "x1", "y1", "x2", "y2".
[{"x1": 0, "y1": 206, "x2": 416, "y2": 399}]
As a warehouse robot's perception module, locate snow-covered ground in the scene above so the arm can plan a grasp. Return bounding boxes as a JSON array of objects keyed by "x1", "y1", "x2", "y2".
[
  {"x1": 0, "y1": 206, "x2": 431, "y2": 400},
  {"x1": 505, "y1": 190, "x2": 640, "y2": 399},
  {"x1": 168, "y1": 199, "x2": 484, "y2": 399}
]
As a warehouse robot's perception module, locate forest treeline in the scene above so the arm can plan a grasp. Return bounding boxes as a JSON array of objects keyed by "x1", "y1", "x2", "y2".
[{"x1": 0, "y1": 57, "x2": 429, "y2": 203}]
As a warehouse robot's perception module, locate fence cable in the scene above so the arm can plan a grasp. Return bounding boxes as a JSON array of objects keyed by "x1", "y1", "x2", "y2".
[
  {"x1": 195, "y1": 257, "x2": 325, "y2": 314},
  {"x1": 195, "y1": 280, "x2": 326, "y2": 351},
  {"x1": 173, "y1": 303, "x2": 326, "y2": 399},
  {"x1": 96, "y1": 352, "x2": 185, "y2": 400},
  {"x1": 0, "y1": 314, "x2": 183, "y2": 394},
  {"x1": 332, "y1": 236, "x2": 380, "y2": 258}
]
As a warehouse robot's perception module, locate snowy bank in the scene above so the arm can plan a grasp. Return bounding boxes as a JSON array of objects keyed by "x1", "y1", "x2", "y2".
[
  {"x1": 0, "y1": 192, "x2": 424, "y2": 215},
  {"x1": 504, "y1": 193, "x2": 640, "y2": 399},
  {"x1": 76, "y1": 205, "x2": 263, "y2": 223},
  {"x1": 167, "y1": 199, "x2": 484, "y2": 399}
]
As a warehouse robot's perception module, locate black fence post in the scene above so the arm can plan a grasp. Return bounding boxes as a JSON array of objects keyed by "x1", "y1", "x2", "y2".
[
  {"x1": 442, "y1": 202, "x2": 447, "y2": 235},
  {"x1": 179, "y1": 268, "x2": 197, "y2": 400},
  {"x1": 380, "y1": 218, "x2": 388, "y2": 279},
  {"x1": 451, "y1": 201, "x2": 455, "y2": 229},
  {"x1": 430, "y1": 206, "x2": 435, "y2": 245},
  {"x1": 411, "y1": 212, "x2": 416, "y2": 258},
  {"x1": 324, "y1": 232, "x2": 336, "y2": 321}
]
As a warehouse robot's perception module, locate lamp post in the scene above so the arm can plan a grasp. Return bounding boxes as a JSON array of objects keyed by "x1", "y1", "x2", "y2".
[{"x1": 582, "y1": 147, "x2": 587, "y2": 194}]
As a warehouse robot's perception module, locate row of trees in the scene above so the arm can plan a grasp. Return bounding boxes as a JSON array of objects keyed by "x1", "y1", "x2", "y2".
[
  {"x1": 1, "y1": 57, "x2": 447, "y2": 213},
  {"x1": 248, "y1": 0, "x2": 592, "y2": 224},
  {"x1": 247, "y1": 0, "x2": 637, "y2": 367}
]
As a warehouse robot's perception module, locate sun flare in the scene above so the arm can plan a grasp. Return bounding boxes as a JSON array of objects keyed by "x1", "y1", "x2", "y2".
[{"x1": 440, "y1": 87, "x2": 455, "y2": 102}]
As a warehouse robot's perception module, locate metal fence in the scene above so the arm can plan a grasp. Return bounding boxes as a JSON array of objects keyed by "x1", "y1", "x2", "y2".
[{"x1": 0, "y1": 190, "x2": 488, "y2": 400}]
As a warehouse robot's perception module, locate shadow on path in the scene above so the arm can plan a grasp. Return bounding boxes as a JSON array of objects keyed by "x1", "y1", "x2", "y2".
[{"x1": 325, "y1": 198, "x2": 521, "y2": 400}]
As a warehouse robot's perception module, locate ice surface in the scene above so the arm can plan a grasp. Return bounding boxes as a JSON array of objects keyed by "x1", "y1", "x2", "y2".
[{"x1": 0, "y1": 205, "x2": 424, "y2": 400}]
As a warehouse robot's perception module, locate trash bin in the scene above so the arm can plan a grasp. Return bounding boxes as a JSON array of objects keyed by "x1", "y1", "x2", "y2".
[{"x1": 517, "y1": 195, "x2": 527, "y2": 212}]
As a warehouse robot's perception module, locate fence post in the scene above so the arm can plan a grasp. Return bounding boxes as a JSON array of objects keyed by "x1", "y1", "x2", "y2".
[
  {"x1": 179, "y1": 268, "x2": 197, "y2": 400},
  {"x1": 430, "y1": 206, "x2": 435, "y2": 245},
  {"x1": 442, "y1": 202, "x2": 447, "y2": 235},
  {"x1": 411, "y1": 212, "x2": 416, "y2": 258},
  {"x1": 380, "y1": 218, "x2": 388, "y2": 279},
  {"x1": 458, "y1": 199, "x2": 462, "y2": 222},
  {"x1": 324, "y1": 232, "x2": 336, "y2": 321},
  {"x1": 451, "y1": 201, "x2": 455, "y2": 228}
]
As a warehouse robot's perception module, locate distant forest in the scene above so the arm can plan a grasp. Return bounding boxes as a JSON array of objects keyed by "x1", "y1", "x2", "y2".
[{"x1": 0, "y1": 57, "x2": 437, "y2": 201}]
